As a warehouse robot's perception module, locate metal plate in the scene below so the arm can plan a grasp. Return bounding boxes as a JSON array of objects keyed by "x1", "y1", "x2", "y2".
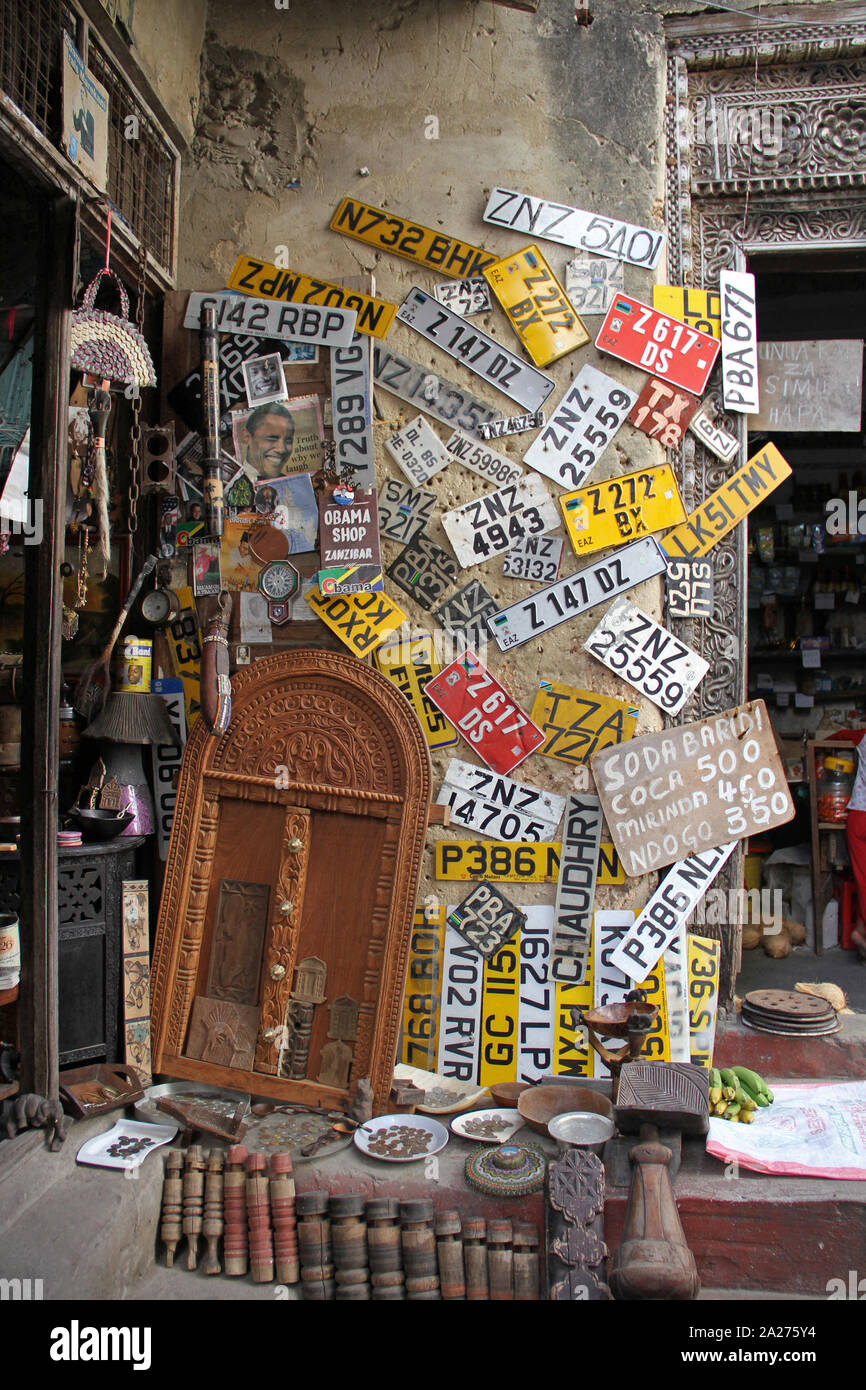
[
  {"x1": 449, "y1": 1108, "x2": 525, "y2": 1142},
  {"x1": 666, "y1": 559, "x2": 714, "y2": 619},
  {"x1": 384, "y1": 414, "x2": 450, "y2": 486},
  {"x1": 482, "y1": 187, "x2": 664, "y2": 269},
  {"x1": 387, "y1": 531, "x2": 459, "y2": 611},
  {"x1": 503, "y1": 534, "x2": 564, "y2": 583},
  {"x1": 225, "y1": 254, "x2": 397, "y2": 339},
  {"x1": 478, "y1": 411, "x2": 543, "y2": 440},
  {"x1": 446, "y1": 881, "x2": 526, "y2": 959},
  {"x1": 652, "y1": 285, "x2": 721, "y2": 339},
  {"x1": 687, "y1": 408, "x2": 739, "y2": 463},
  {"x1": 565, "y1": 257, "x2": 623, "y2": 316},
  {"x1": 330, "y1": 196, "x2": 496, "y2": 279},
  {"x1": 661, "y1": 443, "x2": 792, "y2": 561},
  {"x1": 530, "y1": 681, "x2": 639, "y2": 765},
  {"x1": 739, "y1": 1014, "x2": 840, "y2": 1038},
  {"x1": 486, "y1": 535, "x2": 668, "y2": 653},
  {"x1": 425, "y1": 649, "x2": 544, "y2": 775},
  {"x1": 183, "y1": 291, "x2": 357, "y2": 348},
  {"x1": 372, "y1": 630, "x2": 459, "y2": 751},
  {"x1": 432, "y1": 579, "x2": 498, "y2": 654},
  {"x1": 744, "y1": 989, "x2": 837, "y2": 1021},
  {"x1": 687, "y1": 935, "x2": 720, "y2": 1070},
  {"x1": 331, "y1": 333, "x2": 375, "y2": 489},
  {"x1": 628, "y1": 378, "x2": 701, "y2": 449},
  {"x1": 434, "y1": 277, "x2": 492, "y2": 316},
  {"x1": 436, "y1": 758, "x2": 566, "y2": 842},
  {"x1": 442, "y1": 475, "x2": 559, "y2": 568},
  {"x1": 596, "y1": 294, "x2": 721, "y2": 396},
  {"x1": 306, "y1": 588, "x2": 407, "y2": 657},
  {"x1": 395, "y1": 287, "x2": 555, "y2": 413},
  {"x1": 550, "y1": 794, "x2": 603, "y2": 985},
  {"x1": 561, "y1": 463, "x2": 686, "y2": 559},
  {"x1": 377, "y1": 477, "x2": 437, "y2": 545},
  {"x1": 438, "y1": 919, "x2": 483, "y2": 1081},
  {"x1": 720, "y1": 270, "x2": 759, "y2": 414},
  {"x1": 442, "y1": 428, "x2": 523, "y2": 486},
  {"x1": 372, "y1": 344, "x2": 502, "y2": 440},
  {"x1": 483, "y1": 243, "x2": 589, "y2": 367},
  {"x1": 434, "y1": 838, "x2": 624, "y2": 886},
  {"x1": 401, "y1": 908, "x2": 445, "y2": 1072},
  {"x1": 522, "y1": 364, "x2": 637, "y2": 491},
  {"x1": 583, "y1": 596, "x2": 710, "y2": 717}
]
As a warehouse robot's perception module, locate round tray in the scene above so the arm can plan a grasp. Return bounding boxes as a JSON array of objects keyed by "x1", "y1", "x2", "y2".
[
  {"x1": 353, "y1": 1113, "x2": 449, "y2": 1163},
  {"x1": 449, "y1": 1108, "x2": 525, "y2": 1143}
]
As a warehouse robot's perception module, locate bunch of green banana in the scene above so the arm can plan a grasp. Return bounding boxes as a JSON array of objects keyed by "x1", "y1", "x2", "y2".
[{"x1": 708, "y1": 1066, "x2": 774, "y2": 1122}]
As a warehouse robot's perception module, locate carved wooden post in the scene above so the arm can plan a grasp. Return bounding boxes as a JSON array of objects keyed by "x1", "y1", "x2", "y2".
[
  {"x1": 160, "y1": 1150, "x2": 183, "y2": 1267},
  {"x1": 545, "y1": 1149, "x2": 612, "y2": 1300},
  {"x1": 435, "y1": 1210, "x2": 465, "y2": 1300},
  {"x1": 270, "y1": 1153, "x2": 299, "y2": 1285},
  {"x1": 463, "y1": 1217, "x2": 489, "y2": 1300},
  {"x1": 223, "y1": 1143, "x2": 249, "y2": 1276},
  {"x1": 367, "y1": 1197, "x2": 404, "y2": 1300},
  {"x1": 182, "y1": 1145, "x2": 206, "y2": 1271},
  {"x1": 609, "y1": 1127, "x2": 700, "y2": 1300},
  {"x1": 331, "y1": 1193, "x2": 370, "y2": 1301},
  {"x1": 202, "y1": 1149, "x2": 224, "y2": 1275}
]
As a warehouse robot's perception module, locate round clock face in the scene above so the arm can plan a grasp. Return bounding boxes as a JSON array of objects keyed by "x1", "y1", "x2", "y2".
[
  {"x1": 140, "y1": 588, "x2": 173, "y2": 625},
  {"x1": 259, "y1": 561, "x2": 299, "y2": 601}
]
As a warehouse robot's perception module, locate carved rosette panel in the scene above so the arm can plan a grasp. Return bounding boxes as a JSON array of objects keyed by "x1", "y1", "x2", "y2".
[
  {"x1": 165, "y1": 796, "x2": 220, "y2": 1056},
  {"x1": 255, "y1": 807, "x2": 311, "y2": 1075}
]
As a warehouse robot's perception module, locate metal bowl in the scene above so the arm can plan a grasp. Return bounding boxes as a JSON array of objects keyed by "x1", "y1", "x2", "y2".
[{"x1": 548, "y1": 1110, "x2": 615, "y2": 1155}]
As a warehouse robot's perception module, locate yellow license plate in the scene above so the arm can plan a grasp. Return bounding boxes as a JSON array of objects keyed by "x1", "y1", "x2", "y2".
[
  {"x1": 225, "y1": 254, "x2": 397, "y2": 339},
  {"x1": 479, "y1": 938, "x2": 521, "y2": 1086},
  {"x1": 307, "y1": 589, "x2": 407, "y2": 658},
  {"x1": 662, "y1": 443, "x2": 792, "y2": 560},
  {"x1": 330, "y1": 197, "x2": 496, "y2": 280},
  {"x1": 372, "y1": 631, "x2": 458, "y2": 751},
  {"x1": 553, "y1": 959, "x2": 595, "y2": 1078},
  {"x1": 638, "y1": 956, "x2": 670, "y2": 1064},
  {"x1": 653, "y1": 285, "x2": 721, "y2": 339},
  {"x1": 687, "y1": 933, "x2": 721, "y2": 1069},
  {"x1": 561, "y1": 463, "x2": 686, "y2": 557},
  {"x1": 435, "y1": 839, "x2": 624, "y2": 886},
  {"x1": 530, "y1": 683, "x2": 639, "y2": 765},
  {"x1": 401, "y1": 907, "x2": 445, "y2": 1071},
  {"x1": 483, "y1": 244, "x2": 589, "y2": 367},
  {"x1": 167, "y1": 586, "x2": 201, "y2": 728}
]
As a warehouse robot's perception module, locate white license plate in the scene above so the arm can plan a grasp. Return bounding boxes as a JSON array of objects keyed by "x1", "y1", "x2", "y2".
[
  {"x1": 720, "y1": 270, "x2": 759, "y2": 413},
  {"x1": 478, "y1": 412, "x2": 543, "y2": 440},
  {"x1": 483, "y1": 187, "x2": 664, "y2": 269},
  {"x1": 395, "y1": 287, "x2": 555, "y2": 413},
  {"x1": 377, "y1": 477, "x2": 437, "y2": 544},
  {"x1": 183, "y1": 291, "x2": 358, "y2": 347},
  {"x1": 550, "y1": 795, "x2": 603, "y2": 986},
  {"x1": 522, "y1": 365, "x2": 637, "y2": 491},
  {"x1": 487, "y1": 536, "x2": 667, "y2": 652},
  {"x1": 372, "y1": 344, "x2": 502, "y2": 440},
  {"x1": 385, "y1": 414, "x2": 450, "y2": 486},
  {"x1": 434, "y1": 277, "x2": 492, "y2": 316},
  {"x1": 565, "y1": 257, "x2": 624, "y2": 315},
  {"x1": 331, "y1": 333, "x2": 375, "y2": 489},
  {"x1": 502, "y1": 534, "x2": 564, "y2": 583},
  {"x1": 442, "y1": 475, "x2": 559, "y2": 568},
  {"x1": 437, "y1": 758, "x2": 566, "y2": 842},
  {"x1": 584, "y1": 596, "x2": 709, "y2": 717},
  {"x1": 442, "y1": 429, "x2": 523, "y2": 486},
  {"x1": 687, "y1": 409, "x2": 739, "y2": 463}
]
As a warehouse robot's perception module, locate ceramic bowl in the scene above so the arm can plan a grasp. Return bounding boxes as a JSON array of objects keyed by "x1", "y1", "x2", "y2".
[{"x1": 72, "y1": 808, "x2": 135, "y2": 840}]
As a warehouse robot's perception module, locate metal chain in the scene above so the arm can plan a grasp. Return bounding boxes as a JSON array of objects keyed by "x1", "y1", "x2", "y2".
[{"x1": 126, "y1": 243, "x2": 148, "y2": 534}]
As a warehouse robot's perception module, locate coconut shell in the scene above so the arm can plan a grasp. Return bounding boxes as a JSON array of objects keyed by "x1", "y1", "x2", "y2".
[
  {"x1": 783, "y1": 917, "x2": 806, "y2": 945},
  {"x1": 742, "y1": 921, "x2": 761, "y2": 950},
  {"x1": 762, "y1": 925, "x2": 791, "y2": 959},
  {"x1": 795, "y1": 981, "x2": 847, "y2": 1013}
]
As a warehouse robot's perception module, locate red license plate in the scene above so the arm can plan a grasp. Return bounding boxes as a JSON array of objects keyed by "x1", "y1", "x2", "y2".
[
  {"x1": 425, "y1": 650, "x2": 544, "y2": 776},
  {"x1": 595, "y1": 295, "x2": 720, "y2": 396}
]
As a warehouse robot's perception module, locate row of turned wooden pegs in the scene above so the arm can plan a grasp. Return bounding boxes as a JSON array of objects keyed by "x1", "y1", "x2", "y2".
[{"x1": 159, "y1": 1144, "x2": 541, "y2": 1299}]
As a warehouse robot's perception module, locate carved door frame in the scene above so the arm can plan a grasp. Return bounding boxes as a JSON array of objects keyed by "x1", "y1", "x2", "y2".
[{"x1": 664, "y1": 3, "x2": 866, "y2": 1003}]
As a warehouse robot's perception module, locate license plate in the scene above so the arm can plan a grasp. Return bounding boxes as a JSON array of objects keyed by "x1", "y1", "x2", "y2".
[
  {"x1": 593, "y1": 912, "x2": 634, "y2": 1079},
  {"x1": 687, "y1": 408, "x2": 739, "y2": 463},
  {"x1": 530, "y1": 682, "x2": 638, "y2": 765},
  {"x1": 486, "y1": 535, "x2": 667, "y2": 652},
  {"x1": 435, "y1": 839, "x2": 624, "y2": 885},
  {"x1": 661, "y1": 443, "x2": 791, "y2": 560},
  {"x1": 432, "y1": 580, "x2": 498, "y2": 653},
  {"x1": 183, "y1": 290, "x2": 357, "y2": 347},
  {"x1": 502, "y1": 534, "x2": 564, "y2": 583},
  {"x1": 666, "y1": 558, "x2": 714, "y2": 618},
  {"x1": 652, "y1": 285, "x2": 721, "y2": 339},
  {"x1": 483, "y1": 187, "x2": 665, "y2": 269},
  {"x1": 372, "y1": 630, "x2": 459, "y2": 750},
  {"x1": 331, "y1": 333, "x2": 375, "y2": 489},
  {"x1": 688, "y1": 934, "x2": 720, "y2": 1069},
  {"x1": 719, "y1": 270, "x2": 759, "y2": 413},
  {"x1": 437, "y1": 758, "x2": 566, "y2": 842},
  {"x1": 151, "y1": 678, "x2": 186, "y2": 860},
  {"x1": 167, "y1": 587, "x2": 202, "y2": 727},
  {"x1": 516, "y1": 907, "x2": 554, "y2": 1083},
  {"x1": 401, "y1": 907, "x2": 444, "y2": 1071},
  {"x1": 385, "y1": 415, "x2": 450, "y2": 487},
  {"x1": 480, "y1": 940, "x2": 520, "y2": 1087},
  {"x1": 584, "y1": 596, "x2": 709, "y2": 716},
  {"x1": 442, "y1": 475, "x2": 559, "y2": 568},
  {"x1": 226, "y1": 254, "x2": 397, "y2": 339},
  {"x1": 442, "y1": 429, "x2": 523, "y2": 486},
  {"x1": 446, "y1": 881, "x2": 526, "y2": 959},
  {"x1": 478, "y1": 411, "x2": 543, "y2": 440},
  {"x1": 377, "y1": 477, "x2": 436, "y2": 544},
  {"x1": 372, "y1": 344, "x2": 502, "y2": 440},
  {"x1": 317, "y1": 486, "x2": 383, "y2": 595},
  {"x1": 387, "y1": 531, "x2": 459, "y2": 611},
  {"x1": 565, "y1": 257, "x2": 623, "y2": 316},
  {"x1": 395, "y1": 287, "x2": 555, "y2": 413},
  {"x1": 437, "y1": 919, "x2": 482, "y2": 1082},
  {"x1": 628, "y1": 378, "x2": 701, "y2": 449},
  {"x1": 560, "y1": 463, "x2": 686, "y2": 558},
  {"x1": 553, "y1": 963, "x2": 594, "y2": 1078},
  {"x1": 608, "y1": 841, "x2": 737, "y2": 983},
  {"x1": 663, "y1": 924, "x2": 691, "y2": 1064},
  {"x1": 329, "y1": 196, "x2": 497, "y2": 279},
  {"x1": 434, "y1": 277, "x2": 492, "y2": 316},
  {"x1": 483, "y1": 244, "x2": 589, "y2": 367},
  {"x1": 591, "y1": 699, "x2": 795, "y2": 877},
  {"x1": 425, "y1": 649, "x2": 545, "y2": 775},
  {"x1": 522, "y1": 365, "x2": 637, "y2": 491},
  {"x1": 550, "y1": 795, "x2": 603, "y2": 985},
  {"x1": 596, "y1": 294, "x2": 721, "y2": 395},
  {"x1": 306, "y1": 588, "x2": 407, "y2": 657}
]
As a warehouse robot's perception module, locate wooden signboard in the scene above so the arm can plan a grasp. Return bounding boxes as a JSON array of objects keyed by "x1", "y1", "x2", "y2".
[
  {"x1": 550, "y1": 795, "x2": 603, "y2": 986},
  {"x1": 317, "y1": 486, "x2": 383, "y2": 595},
  {"x1": 591, "y1": 699, "x2": 795, "y2": 877},
  {"x1": 530, "y1": 681, "x2": 639, "y2": 766},
  {"x1": 752, "y1": 339, "x2": 864, "y2": 433}
]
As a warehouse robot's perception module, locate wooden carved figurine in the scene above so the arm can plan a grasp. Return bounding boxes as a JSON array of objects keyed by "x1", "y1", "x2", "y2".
[
  {"x1": 317, "y1": 1039, "x2": 353, "y2": 1090},
  {"x1": 327, "y1": 995, "x2": 359, "y2": 1040},
  {"x1": 222, "y1": 1144, "x2": 249, "y2": 1277},
  {"x1": 182, "y1": 1145, "x2": 206, "y2": 1271},
  {"x1": 546, "y1": 1149, "x2": 612, "y2": 1301},
  {"x1": 285, "y1": 1000, "x2": 315, "y2": 1080},
  {"x1": 609, "y1": 1128, "x2": 700, "y2": 1301},
  {"x1": 348, "y1": 1077, "x2": 374, "y2": 1124}
]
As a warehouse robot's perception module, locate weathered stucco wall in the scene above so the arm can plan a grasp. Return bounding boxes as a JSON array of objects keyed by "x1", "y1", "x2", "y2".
[
  {"x1": 127, "y1": 0, "x2": 207, "y2": 146},
  {"x1": 177, "y1": 0, "x2": 682, "y2": 922}
]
